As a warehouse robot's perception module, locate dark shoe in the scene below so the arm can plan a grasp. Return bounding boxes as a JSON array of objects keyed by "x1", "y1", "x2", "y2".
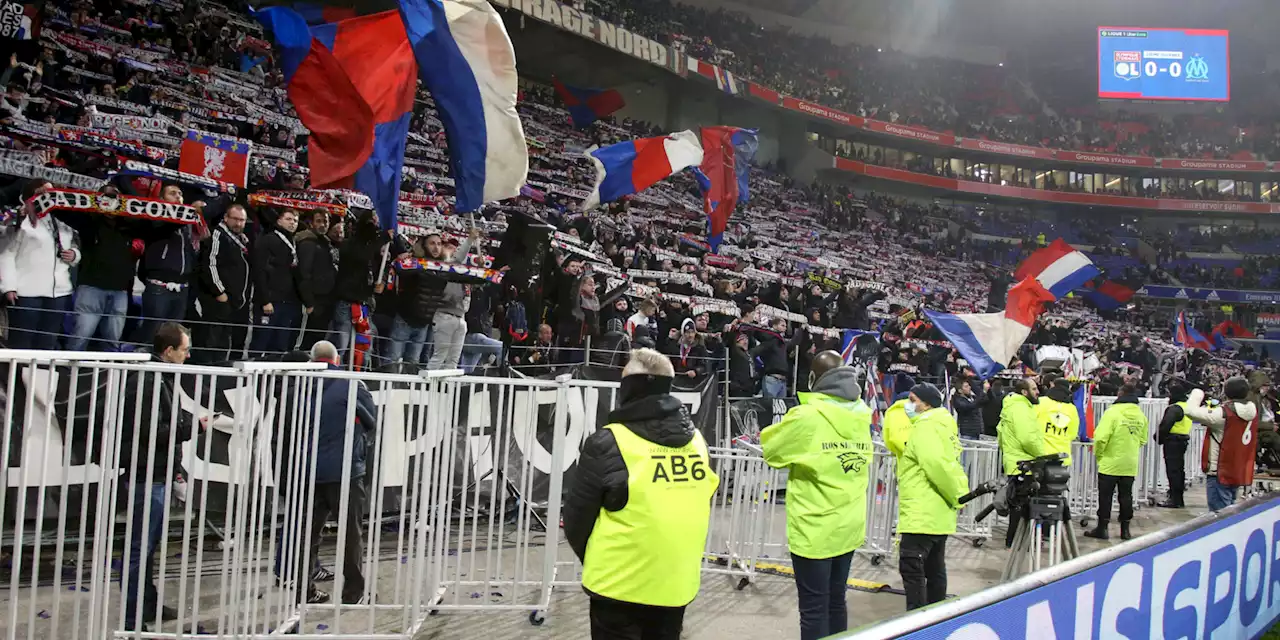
[
  {"x1": 311, "y1": 566, "x2": 335, "y2": 582},
  {"x1": 1157, "y1": 500, "x2": 1185, "y2": 508},
  {"x1": 1083, "y1": 522, "x2": 1109, "y2": 540},
  {"x1": 161, "y1": 605, "x2": 180, "y2": 621},
  {"x1": 304, "y1": 588, "x2": 330, "y2": 604},
  {"x1": 1120, "y1": 522, "x2": 1133, "y2": 541}
]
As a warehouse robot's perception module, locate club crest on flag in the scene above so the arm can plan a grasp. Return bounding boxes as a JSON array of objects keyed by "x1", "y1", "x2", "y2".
[{"x1": 178, "y1": 130, "x2": 252, "y2": 188}]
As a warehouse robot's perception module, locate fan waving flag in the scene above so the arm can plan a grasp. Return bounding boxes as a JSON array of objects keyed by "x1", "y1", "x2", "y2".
[
  {"x1": 1174, "y1": 310, "x2": 1215, "y2": 351},
  {"x1": 552, "y1": 77, "x2": 626, "y2": 128},
  {"x1": 1014, "y1": 238, "x2": 1100, "y2": 299},
  {"x1": 584, "y1": 131, "x2": 704, "y2": 209},
  {"x1": 925, "y1": 278, "x2": 1056, "y2": 379},
  {"x1": 691, "y1": 126, "x2": 757, "y2": 252}
]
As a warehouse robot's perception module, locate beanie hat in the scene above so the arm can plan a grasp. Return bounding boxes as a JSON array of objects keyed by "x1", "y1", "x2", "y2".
[{"x1": 910, "y1": 382, "x2": 943, "y2": 409}]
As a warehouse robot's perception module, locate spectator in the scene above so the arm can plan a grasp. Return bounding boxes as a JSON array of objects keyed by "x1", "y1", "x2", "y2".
[
  {"x1": 950, "y1": 379, "x2": 986, "y2": 439},
  {"x1": 389, "y1": 232, "x2": 445, "y2": 365},
  {"x1": 250, "y1": 209, "x2": 303, "y2": 358},
  {"x1": 118, "y1": 322, "x2": 197, "y2": 631},
  {"x1": 330, "y1": 211, "x2": 389, "y2": 359},
  {"x1": 625, "y1": 298, "x2": 658, "y2": 347},
  {"x1": 296, "y1": 211, "x2": 339, "y2": 351},
  {"x1": 511, "y1": 322, "x2": 555, "y2": 372},
  {"x1": 134, "y1": 184, "x2": 198, "y2": 343},
  {"x1": 727, "y1": 331, "x2": 757, "y2": 397},
  {"x1": 427, "y1": 228, "x2": 478, "y2": 370},
  {"x1": 460, "y1": 283, "x2": 503, "y2": 373},
  {"x1": 752, "y1": 318, "x2": 803, "y2": 398},
  {"x1": 0, "y1": 179, "x2": 78, "y2": 349},
  {"x1": 195, "y1": 204, "x2": 252, "y2": 364},
  {"x1": 298, "y1": 340, "x2": 378, "y2": 604},
  {"x1": 665, "y1": 318, "x2": 708, "y2": 382}
]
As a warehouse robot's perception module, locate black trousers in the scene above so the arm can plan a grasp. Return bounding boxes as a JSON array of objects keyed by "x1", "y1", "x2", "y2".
[
  {"x1": 299, "y1": 297, "x2": 336, "y2": 351},
  {"x1": 1097, "y1": 473, "x2": 1134, "y2": 524},
  {"x1": 303, "y1": 480, "x2": 367, "y2": 603},
  {"x1": 791, "y1": 551, "x2": 853, "y2": 640},
  {"x1": 1163, "y1": 437, "x2": 1188, "y2": 504},
  {"x1": 194, "y1": 298, "x2": 250, "y2": 364},
  {"x1": 588, "y1": 597, "x2": 684, "y2": 640},
  {"x1": 899, "y1": 533, "x2": 947, "y2": 610}
]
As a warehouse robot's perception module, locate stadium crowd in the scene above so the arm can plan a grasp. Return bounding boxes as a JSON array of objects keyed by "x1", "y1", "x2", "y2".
[{"x1": 0, "y1": 0, "x2": 1270, "y2": 410}]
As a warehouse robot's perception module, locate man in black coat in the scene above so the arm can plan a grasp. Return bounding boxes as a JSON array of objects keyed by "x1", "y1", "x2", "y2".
[
  {"x1": 296, "y1": 212, "x2": 340, "y2": 351},
  {"x1": 951, "y1": 378, "x2": 987, "y2": 439},
  {"x1": 250, "y1": 209, "x2": 303, "y2": 357},
  {"x1": 195, "y1": 204, "x2": 252, "y2": 363},
  {"x1": 118, "y1": 323, "x2": 199, "y2": 631},
  {"x1": 727, "y1": 331, "x2": 757, "y2": 397},
  {"x1": 329, "y1": 212, "x2": 390, "y2": 359},
  {"x1": 834, "y1": 288, "x2": 887, "y2": 331},
  {"x1": 751, "y1": 317, "x2": 805, "y2": 398}
]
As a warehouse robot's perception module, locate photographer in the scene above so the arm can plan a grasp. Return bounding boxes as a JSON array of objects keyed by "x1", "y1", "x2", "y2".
[
  {"x1": 1084, "y1": 384, "x2": 1147, "y2": 541},
  {"x1": 996, "y1": 377, "x2": 1045, "y2": 548},
  {"x1": 895, "y1": 383, "x2": 968, "y2": 611}
]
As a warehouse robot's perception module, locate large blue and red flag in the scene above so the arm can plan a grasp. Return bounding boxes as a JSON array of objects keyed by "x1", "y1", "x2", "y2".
[
  {"x1": 1174, "y1": 310, "x2": 1215, "y2": 351},
  {"x1": 691, "y1": 126, "x2": 758, "y2": 252},
  {"x1": 1082, "y1": 278, "x2": 1136, "y2": 312},
  {"x1": 1211, "y1": 319, "x2": 1255, "y2": 349},
  {"x1": 552, "y1": 77, "x2": 625, "y2": 128},
  {"x1": 1074, "y1": 383, "x2": 1095, "y2": 440},
  {"x1": 256, "y1": 0, "x2": 527, "y2": 228}
]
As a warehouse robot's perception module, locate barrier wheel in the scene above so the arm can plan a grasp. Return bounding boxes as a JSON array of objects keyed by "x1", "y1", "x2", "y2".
[
  {"x1": 529, "y1": 611, "x2": 546, "y2": 626},
  {"x1": 870, "y1": 555, "x2": 884, "y2": 566},
  {"x1": 972, "y1": 538, "x2": 985, "y2": 548},
  {"x1": 735, "y1": 577, "x2": 750, "y2": 591},
  {"x1": 1079, "y1": 517, "x2": 1091, "y2": 528},
  {"x1": 428, "y1": 609, "x2": 439, "y2": 617},
  {"x1": 1147, "y1": 497, "x2": 1156, "y2": 506}
]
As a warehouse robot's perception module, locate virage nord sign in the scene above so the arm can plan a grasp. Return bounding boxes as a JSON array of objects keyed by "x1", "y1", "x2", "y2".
[
  {"x1": 489, "y1": 0, "x2": 677, "y2": 73},
  {"x1": 899, "y1": 497, "x2": 1280, "y2": 639}
]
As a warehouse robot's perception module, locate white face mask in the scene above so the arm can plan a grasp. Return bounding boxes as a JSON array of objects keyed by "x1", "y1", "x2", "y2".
[{"x1": 904, "y1": 403, "x2": 920, "y2": 418}]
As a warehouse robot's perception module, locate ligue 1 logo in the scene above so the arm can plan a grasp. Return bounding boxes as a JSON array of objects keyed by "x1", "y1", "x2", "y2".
[
  {"x1": 1113, "y1": 51, "x2": 1141, "y2": 80},
  {"x1": 1186, "y1": 54, "x2": 1210, "y2": 81}
]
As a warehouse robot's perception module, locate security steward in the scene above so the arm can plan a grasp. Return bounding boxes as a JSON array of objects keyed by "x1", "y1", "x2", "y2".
[
  {"x1": 1155, "y1": 383, "x2": 1192, "y2": 508},
  {"x1": 896, "y1": 383, "x2": 969, "y2": 610},
  {"x1": 1084, "y1": 384, "x2": 1148, "y2": 541},
  {"x1": 762, "y1": 351, "x2": 873, "y2": 640},
  {"x1": 563, "y1": 348, "x2": 719, "y2": 640},
  {"x1": 997, "y1": 377, "x2": 1046, "y2": 548},
  {"x1": 883, "y1": 391, "x2": 913, "y2": 459},
  {"x1": 1037, "y1": 378, "x2": 1078, "y2": 466}
]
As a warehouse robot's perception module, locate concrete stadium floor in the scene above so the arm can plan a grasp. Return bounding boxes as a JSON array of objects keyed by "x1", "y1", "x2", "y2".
[
  {"x1": 0, "y1": 489, "x2": 1209, "y2": 639},
  {"x1": 415, "y1": 489, "x2": 1210, "y2": 640}
]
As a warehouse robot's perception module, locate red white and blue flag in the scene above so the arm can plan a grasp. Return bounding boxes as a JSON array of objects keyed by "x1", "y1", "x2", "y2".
[
  {"x1": 925, "y1": 277, "x2": 1057, "y2": 379},
  {"x1": 178, "y1": 130, "x2": 252, "y2": 188},
  {"x1": 713, "y1": 66, "x2": 740, "y2": 95},
  {"x1": 1174, "y1": 310, "x2": 1215, "y2": 351},
  {"x1": 584, "y1": 130, "x2": 704, "y2": 209},
  {"x1": 552, "y1": 77, "x2": 626, "y2": 128},
  {"x1": 1014, "y1": 238, "x2": 1101, "y2": 300}
]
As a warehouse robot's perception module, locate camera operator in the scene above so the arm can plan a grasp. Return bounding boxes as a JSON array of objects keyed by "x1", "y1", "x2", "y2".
[
  {"x1": 1084, "y1": 384, "x2": 1147, "y2": 541},
  {"x1": 996, "y1": 377, "x2": 1046, "y2": 548},
  {"x1": 1154, "y1": 383, "x2": 1192, "y2": 508},
  {"x1": 1037, "y1": 378, "x2": 1077, "y2": 466},
  {"x1": 761, "y1": 351, "x2": 873, "y2": 639},
  {"x1": 895, "y1": 383, "x2": 968, "y2": 611}
]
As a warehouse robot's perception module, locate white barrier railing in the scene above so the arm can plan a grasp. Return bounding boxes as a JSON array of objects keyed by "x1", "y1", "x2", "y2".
[{"x1": 0, "y1": 352, "x2": 1225, "y2": 638}]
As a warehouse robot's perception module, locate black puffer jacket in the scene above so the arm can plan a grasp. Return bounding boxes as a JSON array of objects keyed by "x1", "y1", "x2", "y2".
[
  {"x1": 563, "y1": 394, "x2": 694, "y2": 563},
  {"x1": 395, "y1": 267, "x2": 448, "y2": 328},
  {"x1": 295, "y1": 229, "x2": 337, "y2": 308},
  {"x1": 952, "y1": 389, "x2": 987, "y2": 438}
]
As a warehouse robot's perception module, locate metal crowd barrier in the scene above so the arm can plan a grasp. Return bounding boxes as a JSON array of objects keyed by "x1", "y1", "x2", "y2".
[{"x1": 955, "y1": 438, "x2": 1001, "y2": 547}]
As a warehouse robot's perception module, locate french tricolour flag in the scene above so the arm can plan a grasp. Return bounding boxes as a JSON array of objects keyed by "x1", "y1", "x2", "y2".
[
  {"x1": 925, "y1": 278, "x2": 1057, "y2": 379},
  {"x1": 713, "y1": 67, "x2": 740, "y2": 95},
  {"x1": 584, "y1": 130, "x2": 704, "y2": 209},
  {"x1": 1014, "y1": 238, "x2": 1101, "y2": 300}
]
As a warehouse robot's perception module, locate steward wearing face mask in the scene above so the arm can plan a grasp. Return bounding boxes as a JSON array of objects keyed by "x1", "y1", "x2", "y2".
[
  {"x1": 761, "y1": 351, "x2": 873, "y2": 640},
  {"x1": 997, "y1": 377, "x2": 1045, "y2": 548},
  {"x1": 895, "y1": 383, "x2": 969, "y2": 610},
  {"x1": 563, "y1": 349, "x2": 719, "y2": 640}
]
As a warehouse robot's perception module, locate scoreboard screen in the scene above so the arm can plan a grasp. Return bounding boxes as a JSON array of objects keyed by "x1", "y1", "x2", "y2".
[{"x1": 1097, "y1": 27, "x2": 1229, "y2": 101}]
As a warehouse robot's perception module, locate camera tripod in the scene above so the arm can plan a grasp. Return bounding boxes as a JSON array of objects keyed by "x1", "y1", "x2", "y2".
[{"x1": 1001, "y1": 495, "x2": 1080, "y2": 580}]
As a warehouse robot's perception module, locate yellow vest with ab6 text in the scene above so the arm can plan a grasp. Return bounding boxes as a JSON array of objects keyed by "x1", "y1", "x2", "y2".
[
  {"x1": 581, "y1": 423, "x2": 719, "y2": 607},
  {"x1": 1171, "y1": 401, "x2": 1193, "y2": 436}
]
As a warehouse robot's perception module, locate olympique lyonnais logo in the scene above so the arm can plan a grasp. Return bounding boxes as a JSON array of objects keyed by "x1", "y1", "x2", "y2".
[{"x1": 1113, "y1": 51, "x2": 1141, "y2": 80}]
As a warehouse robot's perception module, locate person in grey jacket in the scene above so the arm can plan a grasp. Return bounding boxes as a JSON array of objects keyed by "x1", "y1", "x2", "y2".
[{"x1": 426, "y1": 228, "x2": 477, "y2": 370}]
